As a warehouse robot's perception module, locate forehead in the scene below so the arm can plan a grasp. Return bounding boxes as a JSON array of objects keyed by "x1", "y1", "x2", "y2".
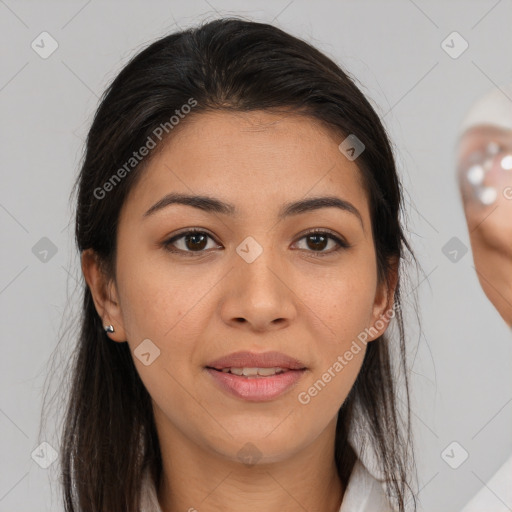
[{"x1": 124, "y1": 110, "x2": 370, "y2": 223}]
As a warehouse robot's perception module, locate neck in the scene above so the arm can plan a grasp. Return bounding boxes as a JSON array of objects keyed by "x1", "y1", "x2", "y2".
[{"x1": 154, "y1": 410, "x2": 345, "y2": 512}]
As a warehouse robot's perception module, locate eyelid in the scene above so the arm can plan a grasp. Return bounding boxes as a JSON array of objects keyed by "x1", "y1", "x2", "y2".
[{"x1": 294, "y1": 227, "x2": 349, "y2": 246}]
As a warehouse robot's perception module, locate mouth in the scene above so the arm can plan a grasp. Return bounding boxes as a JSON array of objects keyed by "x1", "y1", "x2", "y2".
[
  {"x1": 206, "y1": 366, "x2": 298, "y2": 377},
  {"x1": 204, "y1": 351, "x2": 308, "y2": 401}
]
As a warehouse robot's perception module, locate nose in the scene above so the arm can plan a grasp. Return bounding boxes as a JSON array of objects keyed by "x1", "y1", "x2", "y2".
[{"x1": 219, "y1": 244, "x2": 297, "y2": 333}]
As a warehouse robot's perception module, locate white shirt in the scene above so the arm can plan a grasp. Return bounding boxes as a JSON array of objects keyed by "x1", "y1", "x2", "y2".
[{"x1": 139, "y1": 452, "x2": 395, "y2": 512}]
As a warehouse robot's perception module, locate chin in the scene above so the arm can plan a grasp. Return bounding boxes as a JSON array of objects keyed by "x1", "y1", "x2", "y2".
[{"x1": 208, "y1": 432, "x2": 306, "y2": 464}]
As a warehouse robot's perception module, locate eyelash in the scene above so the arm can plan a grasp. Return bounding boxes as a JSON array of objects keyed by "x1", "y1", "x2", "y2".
[{"x1": 162, "y1": 228, "x2": 350, "y2": 258}]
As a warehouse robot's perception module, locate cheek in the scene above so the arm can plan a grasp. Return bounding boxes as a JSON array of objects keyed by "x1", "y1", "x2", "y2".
[
  {"x1": 299, "y1": 262, "x2": 378, "y2": 339},
  {"x1": 295, "y1": 341, "x2": 366, "y2": 436},
  {"x1": 294, "y1": 302, "x2": 369, "y2": 428},
  {"x1": 115, "y1": 259, "x2": 206, "y2": 424},
  {"x1": 115, "y1": 250, "x2": 217, "y2": 390},
  {"x1": 115, "y1": 242, "x2": 199, "y2": 339},
  {"x1": 296, "y1": 262, "x2": 375, "y2": 403}
]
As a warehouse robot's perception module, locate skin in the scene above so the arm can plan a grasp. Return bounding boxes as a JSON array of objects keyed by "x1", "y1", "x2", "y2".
[
  {"x1": 456, "y1": 124, "x2": 512, "y2": 327},
  {"x1": 82, "y1": 110, "x2": 397, "y2": 512}
]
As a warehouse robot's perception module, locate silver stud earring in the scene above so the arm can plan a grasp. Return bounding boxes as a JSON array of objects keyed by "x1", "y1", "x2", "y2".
[{"x1": 104, "y1": 324, "x2": 115, "y2": 333}]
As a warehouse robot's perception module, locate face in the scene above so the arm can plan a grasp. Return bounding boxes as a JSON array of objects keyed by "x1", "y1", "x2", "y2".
[{"x1": 86, "y1": 110, "x2": 393, "y2": 465}]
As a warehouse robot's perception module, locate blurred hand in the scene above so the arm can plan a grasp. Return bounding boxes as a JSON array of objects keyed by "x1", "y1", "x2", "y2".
[{"x1": 457, "y1": 124, "x2": 512, "y2": 326}]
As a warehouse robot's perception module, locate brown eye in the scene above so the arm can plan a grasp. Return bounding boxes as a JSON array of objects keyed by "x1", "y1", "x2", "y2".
[
  {"x1": 163, "y1": 230, "x2": 218, "y2": 255},
  {"x1": 294, "y1": 230, "x2": 350, "y2": 256},
  {"x1": 305, "y1": 234, "x2": 329, "y2": 251},
  {"x1": 182, "y1": 232, "x2": 208, "y2": 251}
]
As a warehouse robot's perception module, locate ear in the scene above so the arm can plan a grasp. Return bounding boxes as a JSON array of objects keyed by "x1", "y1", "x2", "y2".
[
  {"x1": 367, "y1": 257, "x2": 399, "y2": 342},
  {"x1": 81, "y1": 248, "x2": 127, "y2": 343}
]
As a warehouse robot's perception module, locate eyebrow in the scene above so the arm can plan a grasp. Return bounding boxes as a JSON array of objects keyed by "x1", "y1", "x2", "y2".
[{"x1": 143, "y1": 192, "x2": 363, "y2": 226}]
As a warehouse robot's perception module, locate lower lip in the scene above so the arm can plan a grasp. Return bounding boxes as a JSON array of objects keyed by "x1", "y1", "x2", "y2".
[{"x1": 205, "y1": 368, "x2": 306, "y2": 402}]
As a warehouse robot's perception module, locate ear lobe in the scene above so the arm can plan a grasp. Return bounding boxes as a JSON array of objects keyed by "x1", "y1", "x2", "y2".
[{"x1": 81, "y1": 249, "x2": 127, "y2": 342}]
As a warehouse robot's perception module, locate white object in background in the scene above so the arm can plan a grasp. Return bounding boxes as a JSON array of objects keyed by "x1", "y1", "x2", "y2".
[
  {"x1": 460, "y1": 453, "x2": 512, "y2": 511},
  {"x1": 459, "y1": 83, "x2": 512, "y2": 134}
]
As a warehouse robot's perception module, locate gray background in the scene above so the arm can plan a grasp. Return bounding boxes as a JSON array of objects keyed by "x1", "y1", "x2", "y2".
[{"x1": 1, "y1": 1, "x2": 511, "y2": 511}]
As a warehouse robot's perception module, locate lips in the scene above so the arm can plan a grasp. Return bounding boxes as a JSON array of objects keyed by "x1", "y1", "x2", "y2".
[
  {"x1": 204, "y1": 351, "x2": 308, "y2": 401},
  {"x1": 205, "y1": 350, "x2": 307, "y2": 371}
]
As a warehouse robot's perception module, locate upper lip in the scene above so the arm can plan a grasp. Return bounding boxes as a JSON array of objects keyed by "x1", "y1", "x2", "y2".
[{"x1": 206, "y1": 351, "x2": 307, "y2": 370}]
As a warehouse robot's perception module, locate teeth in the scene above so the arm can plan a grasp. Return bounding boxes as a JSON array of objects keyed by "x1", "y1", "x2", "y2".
[
  {"x1": 219, "y1": 367, "x2": 287, "y2": 376},
  {"x1": 254, "y1": 367, "x2": 283, "y2": 376},
  {"x1": 242, "y1": 368, "x2": 259, "y2": 376}
]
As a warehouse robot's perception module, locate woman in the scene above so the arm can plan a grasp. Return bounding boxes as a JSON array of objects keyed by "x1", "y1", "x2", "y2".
[{"x1": 58, "y1": 17, "x2": 416, "y2": 511}]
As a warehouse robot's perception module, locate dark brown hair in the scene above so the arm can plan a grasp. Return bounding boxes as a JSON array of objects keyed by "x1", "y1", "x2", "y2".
[{"x1": 44, "y1": 16, "x2": 417, "y2": 511}]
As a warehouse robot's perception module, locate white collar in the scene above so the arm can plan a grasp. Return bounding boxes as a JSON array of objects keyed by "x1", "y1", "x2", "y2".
[{"x1": 339, "y1": 458, "x2": 395, "y2": 512}]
